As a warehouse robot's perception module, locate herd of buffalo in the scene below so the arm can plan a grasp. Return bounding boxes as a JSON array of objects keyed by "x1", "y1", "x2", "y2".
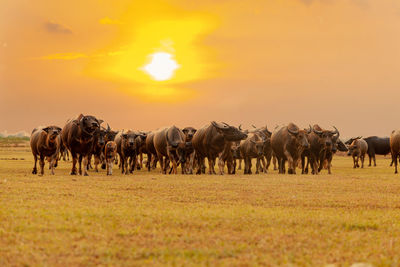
[{"x1": 29, "y1": 114, "x2": 400, "y2": 176}]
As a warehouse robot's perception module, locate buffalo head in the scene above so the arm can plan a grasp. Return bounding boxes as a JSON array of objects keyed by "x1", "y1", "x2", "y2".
[
  {"x1": 211, "y1": 121, "x2": 247, "y2": 141},
  {"x1": 287, "y1": 123, "x2": 310, "y2": 149},
  {"x1": 250, "y1": 139, "x2": 265, "y2": 156},
  {"x1": 182, "y1": 127, "x2": 197, "y2": 141},
  {"x1": 78, "y1": 115, "x2": 101, "y2": 135},
  {"x1": 122, "y1": 132, "x2": 137, "y2": 149},
  {"x1": 43, "y1": 126, "x2": 62, "y2": 142}
]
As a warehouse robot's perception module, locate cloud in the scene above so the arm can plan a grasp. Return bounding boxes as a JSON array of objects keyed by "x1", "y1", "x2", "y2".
[
  {"x1": 35, "y1": 52, "x2": 88, "y2": 60},
  {"x1": 99, "y1": 17, "x2": 124, "y2": 25},
  {"x1": 44, "y1": 21, "x2": 72, "y2": 34}
]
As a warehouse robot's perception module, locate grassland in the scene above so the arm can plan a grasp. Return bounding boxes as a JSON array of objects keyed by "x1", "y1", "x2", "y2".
[{"x1": 1, "y1": 146, "x2": 400, "y2": 266}]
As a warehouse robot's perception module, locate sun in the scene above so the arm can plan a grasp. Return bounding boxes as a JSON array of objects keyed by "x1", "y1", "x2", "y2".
[{"x1": 142, "y1": 52, "x2": 179, "y2": 81}]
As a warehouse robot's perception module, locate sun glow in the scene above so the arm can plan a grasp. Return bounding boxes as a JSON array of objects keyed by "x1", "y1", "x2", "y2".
[
  {"x1": 142, "y1": 52, "x2": 179, "y2": 81},
  {"x1": 85, "y1": 1, "x2": 218, "y2": 102}
]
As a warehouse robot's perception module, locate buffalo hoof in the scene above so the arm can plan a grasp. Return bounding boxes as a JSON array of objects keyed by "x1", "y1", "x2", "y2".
[
  {"x1": 84, "y1": 173, "x2": 89, "y2": 176},
  {"x1": 70, "y1": 171, "x2": 77, "y2": 175},
  {"x1": 32, "y1": 168, "x2": 37, "y2": 174},
  {"x1": 38, "y1": 173, "x2": 44, "y2": 177},
  {"x1": 101, "y1": 164, "x2": 106, "y2": 169}
]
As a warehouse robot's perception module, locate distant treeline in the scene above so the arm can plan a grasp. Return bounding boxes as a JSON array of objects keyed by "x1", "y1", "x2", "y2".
[{"x1": 0, "y1": 136, "x2": 30, "y2": 146}]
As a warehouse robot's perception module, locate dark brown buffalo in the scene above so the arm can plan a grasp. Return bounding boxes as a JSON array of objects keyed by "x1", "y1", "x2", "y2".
[
  {"x1": 192, "y1": 121, "x2": 247, "y2": 175},
  {"x1": 347, "y1": 138, "x2": 368, "y2": 168},
  {"x1": 307, "y1": 125, "x2": 339, "y2": 174},
  {"x1": 105, "y1": 141, "x2": 117, "y2": 175},
  {"x1": 134, "y1": 132, "x2": 148, "y2": 170},
  {"x1": 362, "y1": 136, "x2": 391, "y2": 167},
  {"x1": 153, "y1": 126, "x2": 187, "y2": 174},
  {"x1": 231, "y1": 141, "x2": 242, "y2": 174},
  {"x1": 252, "y1": 125, "x2": 273, "y2": 172},
  {"x1": 103, "y1": 126, "x2": 119, "y2": 167},
  {"x1": 145, "y1": 131, "x2": 158, "y2": 171},
  {"x1": 115, "y1": 130, "x2": 140, "y2": 174},
  {"x1": 182, "y1": 127, "x2": 197, "y2": 174},
  {"x1": 90, "y1": 126, "x2": 107, "y2": 172},
  {"x1": 390, "y1": 130, "x2": 400, "y2": 173},
  {"x1": 30, "y1": 126, "x2": 62, "y2": 175},
  {"x1": 271, "y1": 123, "x2": 310, "y2": 174},
  {"x1": 61, "y1": 114, "x2": 101, "y2": 176},
  {"x1": 240, "y1": 132, "x2": 267, "y2": 174}
]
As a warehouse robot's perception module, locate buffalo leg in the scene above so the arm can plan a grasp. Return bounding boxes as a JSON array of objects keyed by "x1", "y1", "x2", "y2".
[
  {"x1": 196, "y1": 155, "x2": 203, "y2": 175},
  {"x1": 273, "y1": 155, "x2": 278, "y2": 170},
  {"x1": 361, "y1": 154, "x2": 365, "y2": 168},
  {"x1": 393, "y1": 153, "x2": 398, "y2": 174},
  {"x1": 48, "y1": 156, "x2": 55, "y2": 175},
  {"x1": 373, "y1": 155, "x2": 377, "y2": 167},
  {"x1": 147, "y1": 153, "x2": 152, "y2": 171},
  {"x1": 255, "y1": 158, "x2": 260, "y2": 174},
  {"x1": 32, "y1": 154, "x2": 38, "y2": 174},
  {"x1": 78, "y1": 155, "x2": 83, "y2": 175},
  {"x1": 94, "y1": 155, "x2": 100, "y2": 172},
  {"x1": 157, "y1": 153, "x2": 165, "y2": 174},
  {"x1": 120, "y1": 155, "x2": 125, "y2": 174},
  {"x1": 238, "y1": 159, "x2": 242, "y2": 170},
  {"x1": 260, "y1": 157, "x2": 267, "y2": 174},
  {"x1": 82, "y1": 156, "x2": 89, "y2": 176},
  {"x1": 217, "y1": 157, "x2": 225, "y2": 175},
  {"x1": 284, "y1": 150, "x2": 295, "y2": 174},
  {"x1": 207, "y1": 158, "x2": 214, "y2": 175},
  {"x1": 368, "y1": 154, "x2": 372, "y2": 167},
  {"x1": 70, "y1": 152, "x2": 78, "y2": 175},
  {"x1": 39, "y1": 155, "x2": 45, "y2": 176},
  {"x1": 106, "y1": 157, "x2": 113, "y2": 175}
]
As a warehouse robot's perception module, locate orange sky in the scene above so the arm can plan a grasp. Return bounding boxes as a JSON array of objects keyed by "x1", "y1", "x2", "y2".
[{"x1": 1, "y1": 0, "x2": 400, "y2": 137}]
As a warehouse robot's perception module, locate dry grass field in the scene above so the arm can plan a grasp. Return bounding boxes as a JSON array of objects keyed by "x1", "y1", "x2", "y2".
[{"x1": 1, "y1": 145, "x2": 400, "y2": 266}]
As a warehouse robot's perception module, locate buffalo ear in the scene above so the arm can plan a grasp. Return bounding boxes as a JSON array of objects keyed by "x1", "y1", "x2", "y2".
[
  {"x1": 56, "y1": 127, "x2": 62, "y2": 133},
  {"x1": 122, "y1": 134, "x2": 128, "y2": 139},
  {"x1": 72, "y1": 120, "x2": 79, "y2": 126},
  {"x1": 43, "y1": 127, "x2": 50, "y2": 133},
  {"x1": 97, "y1": 119, "x2": 104, "y2": 125},
  {"x1": 182, "y1": 129, "x2": 188, "y2": 134},
  {"x1": 193, "y1": 129, "x2": 197, "y2": 133}
]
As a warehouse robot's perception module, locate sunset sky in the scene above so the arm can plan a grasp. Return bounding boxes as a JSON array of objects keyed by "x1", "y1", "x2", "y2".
[{"x1": 1, "y1": 0, "x2": 399, "y2": 137}]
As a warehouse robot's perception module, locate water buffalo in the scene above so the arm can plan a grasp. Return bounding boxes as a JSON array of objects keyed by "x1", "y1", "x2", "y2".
[
  {"x1": 240, "y1": 132, "x2": 267, "y2": 174},
  {"x1": 362, "y1": 136, "x2": 391, "y2": 167},
  {"x1": 307, "y1": 125, "x2": 339, "y2": 174},
  {"x1": 145, "y1": 131, "x2": 158, "y2": 171},
  {"x1": 61, "y1": 114, "x2": 102, "y2": 176},
  {"x1": 91, "y1": 126, "x2": 107, "y2": 172},
  {"x1": 115, "y1": 130, "x2": 141, "y2": 174},
  {"x1": 271, "y1": 123, "x2": 310, "y2": 174},
  {"x1": 135, "y1": 132, "x2": 148, "y2": 170},
  {"x1": 192, "y1": 122, "x2": 247, "y2": 175},
  {"x1": 231, "y1": 141, "x2": 242, "y2": 174},
  {"x1": 30, "y1": 126, "x2": 62, "y2": 175},
  {"x1": 182, "y1": 127, "x2": 197, "y2": 174},
  {"x1": 153, "y1": 126, "x2": 187, "y2": 174},
  {"x1": 105, "y1": 141, "x2": 117, "y2": 175},
  {"x1": 347, "y1": 138, "x2": 368, "y2": 168},
  {"x1": 390, "y1": 130, "x2": 400, "y2": 173}
]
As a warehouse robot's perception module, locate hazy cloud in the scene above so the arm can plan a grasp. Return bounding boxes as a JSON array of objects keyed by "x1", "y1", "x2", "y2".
[
  {"x1": 35, "y1": 52, "x2": 88, "y2": 60},
  {"x1": 44, "y1": 21, "x2": 72, "y2": 34},
  {"x1": 99, "y1": 17, "x2": 124, "y2": 25},
  {"x1": 298, "y1": 0, "x2": 368, "y2": 8}
]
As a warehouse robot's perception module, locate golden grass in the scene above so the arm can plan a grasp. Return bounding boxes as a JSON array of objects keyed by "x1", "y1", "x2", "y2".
[{"x1": 1, "y1": 147, "x2": 400, "y2": 266}]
